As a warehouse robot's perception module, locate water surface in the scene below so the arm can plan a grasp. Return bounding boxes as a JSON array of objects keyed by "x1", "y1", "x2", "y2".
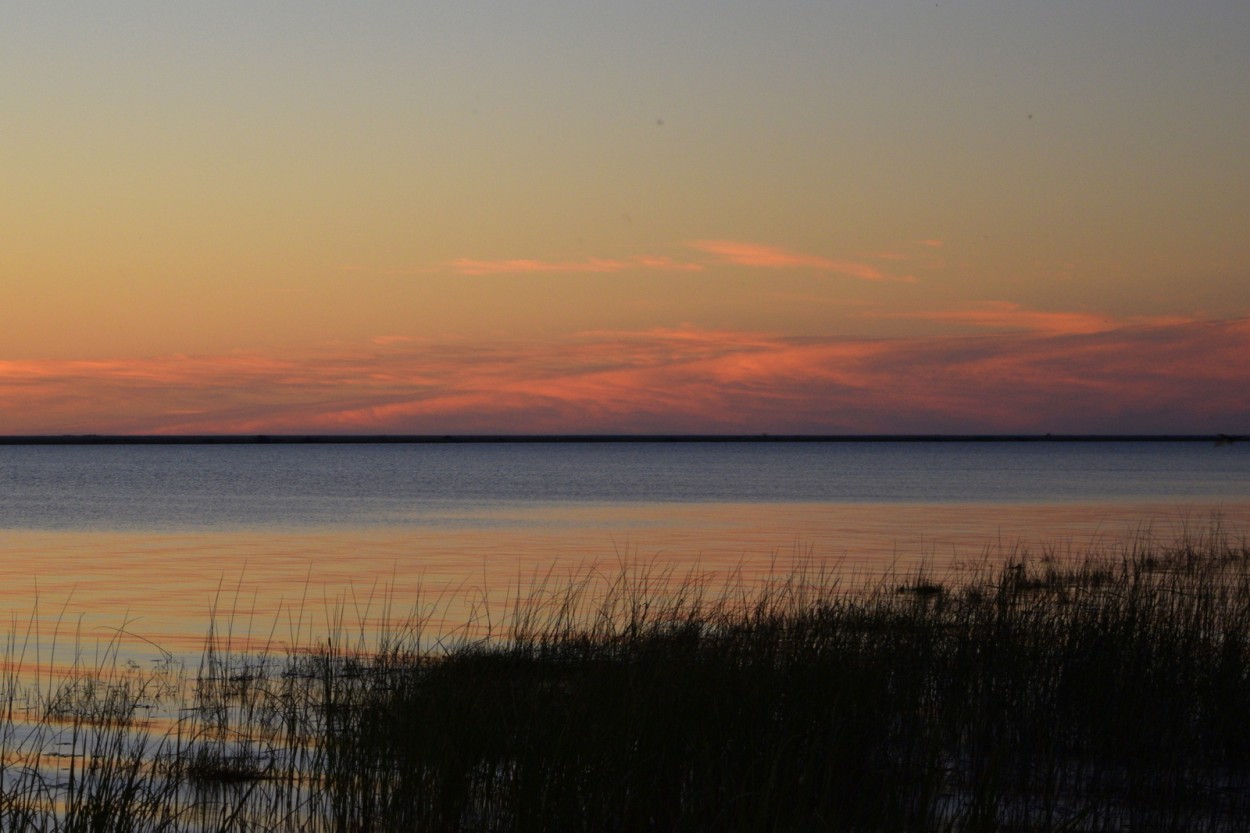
[
  {"x1": 1, "y1": 441, "x2": 1246, "y2": 663},
  {"x1": 3, "y1": 441, "x2": 1246, "y2": 530}
]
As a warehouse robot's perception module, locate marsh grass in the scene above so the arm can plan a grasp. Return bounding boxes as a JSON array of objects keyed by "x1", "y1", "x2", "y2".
[{"x1": 3, "y1": 526, "x2": 1250, "y2": 830}]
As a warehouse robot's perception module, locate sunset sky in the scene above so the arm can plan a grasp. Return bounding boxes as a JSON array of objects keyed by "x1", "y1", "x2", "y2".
[{"x1": 4, "y1": 2, "x2": 1248, "y2": 434}]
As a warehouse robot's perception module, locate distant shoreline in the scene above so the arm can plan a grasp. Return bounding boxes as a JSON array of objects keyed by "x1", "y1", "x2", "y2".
[{"x1": 0, "y1": 433, "x2": 1242, "y2": 445}]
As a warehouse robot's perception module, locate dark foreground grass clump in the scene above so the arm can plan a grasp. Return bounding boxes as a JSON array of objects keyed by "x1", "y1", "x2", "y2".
[{"x1": 4, "y1": 526, "x2": 1250, "y2": 831}]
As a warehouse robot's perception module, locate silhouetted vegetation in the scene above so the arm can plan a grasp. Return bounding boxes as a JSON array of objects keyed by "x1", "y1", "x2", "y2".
[{"x1": 4, "y1": 525, "x2": 1250, "y2": 830}]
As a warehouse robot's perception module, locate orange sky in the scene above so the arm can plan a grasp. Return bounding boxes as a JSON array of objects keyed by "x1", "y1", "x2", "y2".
[{"x1": 3, "y1": 4, "x2": 1248, "y2": 433}]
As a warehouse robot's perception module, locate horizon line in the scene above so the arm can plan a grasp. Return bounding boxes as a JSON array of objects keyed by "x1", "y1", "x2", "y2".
[{"x1": 0, "y1": 434, "x2": 1242, "y2": 445}]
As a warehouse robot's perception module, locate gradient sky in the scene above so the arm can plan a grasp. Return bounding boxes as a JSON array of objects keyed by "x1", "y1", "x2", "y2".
[{"x1": 4, "y1": 2, "x2": 1248, "y2": 433}]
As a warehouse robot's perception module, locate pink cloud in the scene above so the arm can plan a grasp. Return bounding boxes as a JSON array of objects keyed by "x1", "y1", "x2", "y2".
[
  {"x1": 689, "y1": 240, "x2": 910, "y2": 282},
  {"x1": 2, "y1": 319, "x2": 1247, "y2": 435}
]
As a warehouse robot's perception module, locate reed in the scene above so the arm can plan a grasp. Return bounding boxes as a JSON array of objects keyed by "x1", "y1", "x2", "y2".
[{"x1": 1, "y1": 525, "x2": 1250, "y2": 831}]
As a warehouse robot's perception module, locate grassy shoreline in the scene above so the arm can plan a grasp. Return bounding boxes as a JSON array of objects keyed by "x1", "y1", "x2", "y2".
[{"x1": 4, "y1": 525, "x2": 1250, "y2": 831}]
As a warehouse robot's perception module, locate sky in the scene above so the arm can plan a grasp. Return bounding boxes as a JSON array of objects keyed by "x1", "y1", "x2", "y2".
[{"x1": 3, "y1": 1, "x2": 1248, "y2": 434}]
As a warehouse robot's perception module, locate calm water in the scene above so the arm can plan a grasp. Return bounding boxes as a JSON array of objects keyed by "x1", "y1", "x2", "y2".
[
  {"x1": 1, "y1": 441, "x2": 1247, "y2": 662},
  {"x1": 3, "y1": 442, "x2": 1248, "y2": 530}
]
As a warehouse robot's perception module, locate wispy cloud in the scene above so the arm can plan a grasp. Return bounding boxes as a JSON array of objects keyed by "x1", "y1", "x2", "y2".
[
  {"x1": 449, "y1": 255, "x2": 702, "y2": 276},
  {"x1": 876, "y1": 302, "x2": 1195, "y2": 336},
  {"x1": 2, "y1": 318, "x2": 1247, "y2": 435},
  {"x1": 444, "y1": 240, "x2": 918, "y2": 282},
  {"x1": 688, "y1": 240, "x2": 912, "y2": 282}
]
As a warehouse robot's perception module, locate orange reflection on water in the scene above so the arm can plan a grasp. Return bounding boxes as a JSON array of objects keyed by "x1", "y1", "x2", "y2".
[{"x1": 1, "y1": 500, "x2": 1246, "y2": 667}]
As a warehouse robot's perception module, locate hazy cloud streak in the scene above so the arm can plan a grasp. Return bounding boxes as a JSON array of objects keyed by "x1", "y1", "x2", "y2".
[
  {"x1": 450, "y1": 256, "x2": 703, "y2": 276},
  {"x1": 874, "y1": 302, "x2": 1197, "y2": 336},
  {"x1": 689, "y1": 240, "x2": 912, "y2": 282},
  {"x1": 2, "y1": 318, "x2": 1246, "y2": 435}
]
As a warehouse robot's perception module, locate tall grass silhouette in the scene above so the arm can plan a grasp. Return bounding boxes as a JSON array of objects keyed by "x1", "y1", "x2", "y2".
[{"x1": 1, "y1": 523, "x2": 1250, "y2": 831}]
